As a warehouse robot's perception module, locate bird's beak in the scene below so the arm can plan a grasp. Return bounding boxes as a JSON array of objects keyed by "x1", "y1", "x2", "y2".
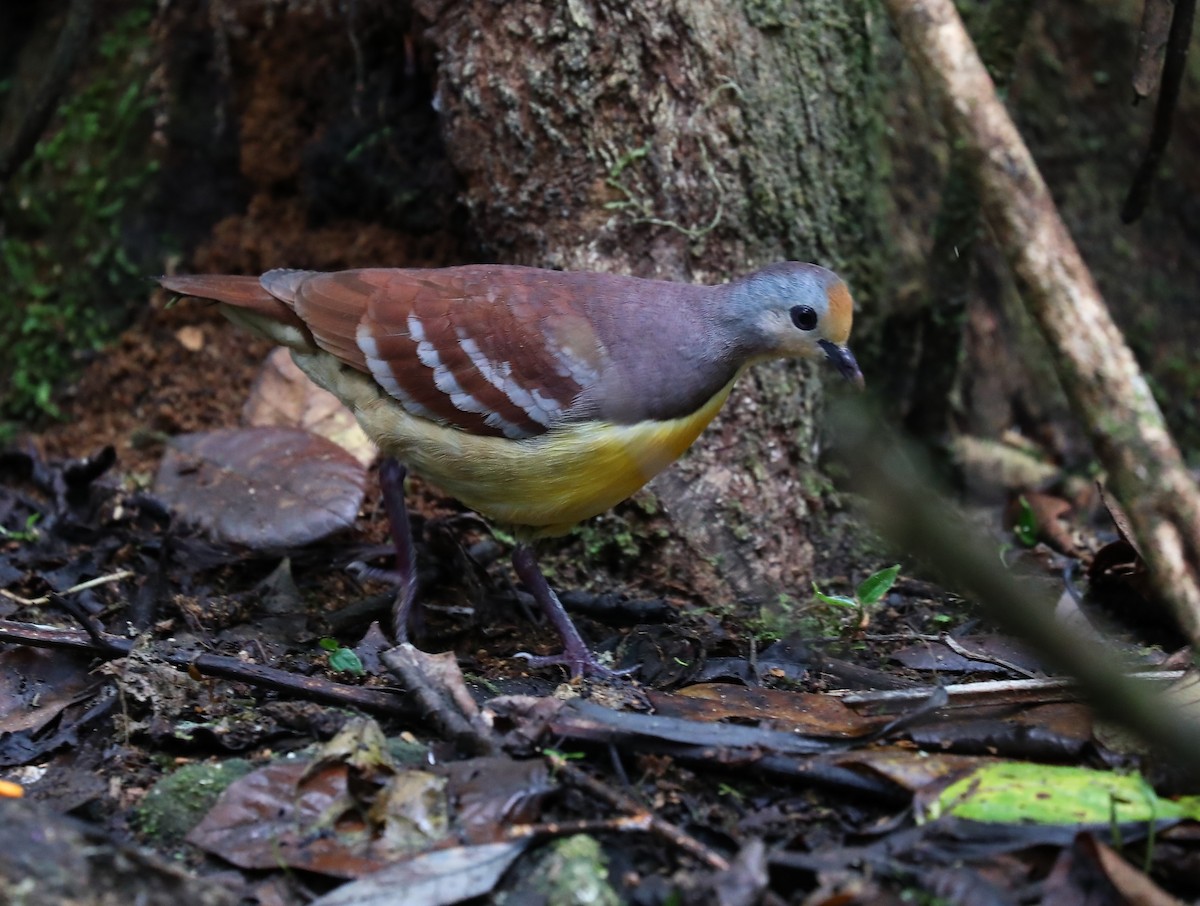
[{"x1": 818, "y1": 339, "x2": 865, "y2": 389}]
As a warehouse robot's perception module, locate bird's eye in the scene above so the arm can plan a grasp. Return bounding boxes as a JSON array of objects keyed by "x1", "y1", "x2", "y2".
[{"x1": 790, "y1": 305, "x2": 818, "y2": 331}]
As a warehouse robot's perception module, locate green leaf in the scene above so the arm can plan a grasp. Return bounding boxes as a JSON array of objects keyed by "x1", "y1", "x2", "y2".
[
  {"x1": 318, "y1": 637, "x2": 339, "y2": 652},
  {"x1": 1014, "y1": 495, "x2": 1038, "y2": 547},
  {"x1": 812, "y1": 582, "x2": 857, "y2": 609},
  {"x1": 542, "y1": 748, "x2": 586, "y2": 761},
  {"x1": 925, "y1": 762, "x2": 1200, "y2": 825},
  {"x1": 327, "y1": 646, "x2": 365, "y2": 675},
  {"x1": 856, "y1": 564, "x2": 901, "y2": 606}
]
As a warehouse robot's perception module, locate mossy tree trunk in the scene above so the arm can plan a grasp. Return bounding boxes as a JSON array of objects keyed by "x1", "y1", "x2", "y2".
[{"x1": 414, "y1": 0, "x2": 885, "y2": 609}]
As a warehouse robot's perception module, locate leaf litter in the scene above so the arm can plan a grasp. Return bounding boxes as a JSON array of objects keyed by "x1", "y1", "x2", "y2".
[{"x1": 1, "y1": 317, "x2": 1197, "y2": 903}]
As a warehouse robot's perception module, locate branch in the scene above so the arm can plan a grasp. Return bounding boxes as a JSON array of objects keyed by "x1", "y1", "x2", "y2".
[
  {"x1": 882, "y1": 0, "x2": 1200, "y2": 645},
  {"x1": 832, "y1": 404, "x2": 1200, "y2": 778},
  {"x1": 1122, "y1": 0, "x2": 1196, "y2": 222},
  {"x1": 0, "y1": 618, "x2": 418, "y2": 718}
]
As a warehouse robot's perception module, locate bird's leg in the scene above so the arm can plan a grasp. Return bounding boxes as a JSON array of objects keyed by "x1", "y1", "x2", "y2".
[
  {"x1": 378, "y1": 457, "x2": 419, "y2": 643},
  {"x1": 511, "y1": 543, "x2": 620, "y2": 679}
]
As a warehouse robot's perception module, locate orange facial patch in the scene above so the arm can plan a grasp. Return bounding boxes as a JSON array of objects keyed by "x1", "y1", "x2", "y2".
[{"x1": 825, "y1": 281, "x2": 855, "y2": 345}]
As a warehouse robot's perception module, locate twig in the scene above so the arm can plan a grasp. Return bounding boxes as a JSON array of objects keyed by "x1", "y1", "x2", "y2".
[
  {"x1": 380, "y1": 643, "x2": 500, "y2": 755},
  {"x1": 0, "y1": 618, "x2": 418, "y2": 718},
  {"x1": 882, "y1": 0, "x2": 1200, "y2": 645},
  {"x1": 0, "y1": 569, "x2": 135, "y2": 607},
  {"x1": 545, "y1": 750, "x2": 730, "y2": 872},
  {"x1": 1121, "y1": 0, "x2": 1196, "y2": 222},
  {"x1": 503, "y1": 814, "x2": 653, "y2": 839},
  {"x1": 839, "y1": 670, "x2": 1185, "y2": 712},
  {"x1": 939, "y1": 633, "x2": 1038, "y2": 678}
]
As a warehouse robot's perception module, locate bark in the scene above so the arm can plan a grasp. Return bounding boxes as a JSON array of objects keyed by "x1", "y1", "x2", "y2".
[
  {"x1": 883, "y1": 0, "x2": 1200, "y2": 643},
  {"x1": 412, "y1": 0, "x2": 884, "y2": 606}
]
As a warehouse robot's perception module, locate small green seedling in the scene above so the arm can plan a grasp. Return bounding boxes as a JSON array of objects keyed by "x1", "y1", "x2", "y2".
[
  {"x1": 717, "y1": 783, "x2": 744, "y2": 801},
  {"x1": 1013, "y1": 495, "x2": 1038, "y2": 547},
  {"x1": 318, "y1": 638, "x2": 365, "y2": 675},
  {"x1": 0, "y1": 513, "x2": 41, "y2": 543},
  {"x1": 812, "y1": 564, "x2": 901, "y2": 629},
  {"x1": 542, "y1": 749, "x2": 588, "y2": 777}
]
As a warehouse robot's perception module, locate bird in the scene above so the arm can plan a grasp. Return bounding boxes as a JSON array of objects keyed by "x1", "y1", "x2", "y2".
[{"x1": 159, "y1": 263, "x2": 863, "y2": 677}]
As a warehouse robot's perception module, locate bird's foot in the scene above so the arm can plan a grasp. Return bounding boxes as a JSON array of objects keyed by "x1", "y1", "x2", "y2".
[
  {"x1": 510, "y1": 542, "x2": 636, "y2": 681},
  {"x1": 512, "y1": 647, "x2": 635, "y2": 681},
  {"x1": 345, "y1": 559, "x2": 419, "y2": 643}
]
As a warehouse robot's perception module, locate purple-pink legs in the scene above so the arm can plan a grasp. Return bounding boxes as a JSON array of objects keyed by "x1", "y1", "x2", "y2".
[
  {"x1": 377, "y1": 457, "x2": 616, "y2": 678},
  {"x1": 510, "y1": 543, "x2": 620, "y2": 679},
  {"x1": 378, "y1": 458, "x2": 419, "y2": 643}
]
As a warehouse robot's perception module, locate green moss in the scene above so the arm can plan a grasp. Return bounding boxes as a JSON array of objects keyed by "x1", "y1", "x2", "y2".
[
  {"x1": 743, "y1": 0, "x2": 802, "y2": 30},
  {"x1": 134, "y1": 759, "x2": 254, "y2": 846},
  {"x1": 0, "y1": 1, "x2": 159, "y2": 431},
  {"x1": 573, "y1": 511, "x2": 643, "y2": 562},
  {"x1": 518, "y1": 834, "x2": 620, "y2": 906}
]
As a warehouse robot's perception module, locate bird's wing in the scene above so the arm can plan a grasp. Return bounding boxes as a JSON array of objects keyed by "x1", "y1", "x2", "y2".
[{"x1": 277, "y1": 267, "x2": 610, "y2": 439}]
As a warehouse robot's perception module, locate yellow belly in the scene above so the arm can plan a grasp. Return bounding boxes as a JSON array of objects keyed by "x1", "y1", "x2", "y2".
[{"x1": 296, "y1": 351, "x2": 738, "y2": 537}]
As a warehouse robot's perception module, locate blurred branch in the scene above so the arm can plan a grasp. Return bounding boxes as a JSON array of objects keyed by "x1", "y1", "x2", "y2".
[
  {"x1": 833, "y1": 402, "x2": 1200, "y2": 777},
  {"x1": 882, "y1": 0, "x2": 1200, "y2": 646},
  {"x1": 1122, "y1": 0, "x2": 1196, "y2": 222},
  {"x1": 0, "y1": 0, "x2": 94, "y2": 185}
]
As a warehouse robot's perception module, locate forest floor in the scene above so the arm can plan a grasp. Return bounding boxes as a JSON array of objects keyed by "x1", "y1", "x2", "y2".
[
  {"x1": 1, "y1": 299, "x2": 1197, "y2": 906},
  {"x1": 3, "y1": 2, "x2": 1200, "y2": 903}
]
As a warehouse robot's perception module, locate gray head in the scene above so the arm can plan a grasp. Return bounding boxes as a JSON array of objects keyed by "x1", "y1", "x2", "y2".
[{"x1": 724, "y1": 262, "x2": 863, "y2": 386}]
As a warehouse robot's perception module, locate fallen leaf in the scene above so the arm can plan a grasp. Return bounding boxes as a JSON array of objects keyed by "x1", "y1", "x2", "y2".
[
  {"x1": 155, "y1": 426, "x2": 366, "y2": 549},
  {"x1": 920, "y1": 761, "x2": 1200, "y2": 825},
  {"x1": 310, "y1": 841, "x2": 530, "y2": 906},
  {"x1": 244, "y1": 348, "x2": 376, "y2": 466}
]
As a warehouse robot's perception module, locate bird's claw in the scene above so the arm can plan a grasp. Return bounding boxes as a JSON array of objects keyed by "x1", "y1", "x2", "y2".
[{"x1": 513, "y1": 649, "x2": 636, "y2": 681}]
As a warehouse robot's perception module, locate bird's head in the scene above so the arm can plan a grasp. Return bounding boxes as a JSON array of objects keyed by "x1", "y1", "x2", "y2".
[{"x1": 728, "y1": 262, "x2": 864, "y2": 388}]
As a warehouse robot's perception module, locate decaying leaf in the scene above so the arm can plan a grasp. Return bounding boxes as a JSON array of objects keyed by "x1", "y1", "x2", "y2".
[
  {"x1": 186, "y1": 717, "x2": 554, "y2": 880},
  {"x1": 155, "y1": 426, "x2": 366, "y2": 549},
  {"x1": 243, "y1": 348, "x2": 376, "y2": 466}
]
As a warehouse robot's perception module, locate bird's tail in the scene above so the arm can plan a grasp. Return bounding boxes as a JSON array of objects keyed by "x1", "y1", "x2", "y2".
[{"x1": 158, "y1": 273, "x2": 311, "y2": 345}]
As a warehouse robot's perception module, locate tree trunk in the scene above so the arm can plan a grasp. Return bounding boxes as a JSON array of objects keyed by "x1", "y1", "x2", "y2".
[{"x1": 413, "y1": 0, "x2": 886, "y2": 607}]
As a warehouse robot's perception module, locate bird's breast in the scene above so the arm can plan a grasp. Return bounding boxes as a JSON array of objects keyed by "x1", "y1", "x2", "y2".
[{"x1": 355, "y1": 373, "x2": 740, "y2": 537}]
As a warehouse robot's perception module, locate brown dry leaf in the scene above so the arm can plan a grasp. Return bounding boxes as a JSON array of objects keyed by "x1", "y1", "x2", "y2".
[
  {"x1": 0, "y1": 647, "x2": 98, "y2": 736},
  {"x1": 186, "y1": 738, "x2": 551, "y2": 881},
  {"x1": 1022, "y1": 492, "x2": 1083, "y2": 558},
  {"x1": 243, "y1": 348, "x2": 376, "y2": 466},
  {"x1": 1044, "y1": 833, "x2": 1185, "y2": 905},
  {"x1": 660, "y1": 684, "x2": 888, "y2": 738},
  {"x1": 890, "y1": 634, "x2": 1040, "y2": 675},
  {"x1": 186, "y1": 759, "x2": 397, "y2": 877},
  {"x1": 1097, "y1": 482, "x2": 1142, "y2": 558},
  {"x1": 155, "y1": 426, "x2": 366, "y2": 549},
  {"x1": 835, "y1": 747, "x2": 985, "y2": 794},
  {"x1": 309, "y1": 841, "x2": 530, "y2": 906}
]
